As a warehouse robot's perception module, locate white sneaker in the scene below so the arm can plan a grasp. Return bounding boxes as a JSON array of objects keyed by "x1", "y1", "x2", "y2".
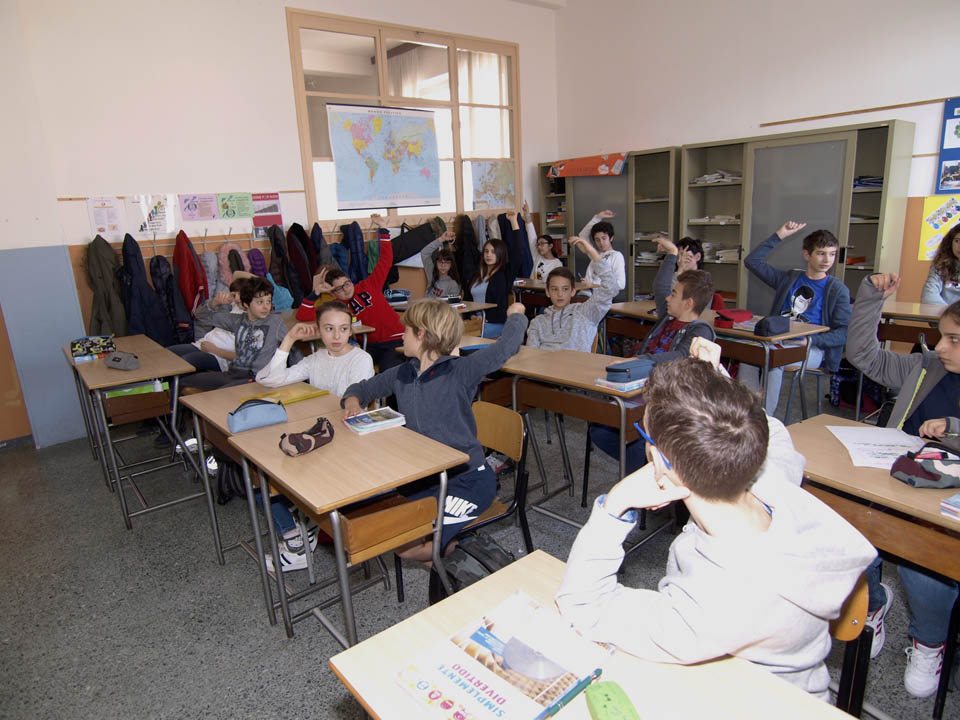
[
  {"x1": 904, "y1": 639, "x2": 944, "y2": 698},
  {"x1": 264, "y1": 546, "x2": 308, "y2": 573},
  {"x1": 865, "y1": 582, "x2": 893, "y2": 658}
]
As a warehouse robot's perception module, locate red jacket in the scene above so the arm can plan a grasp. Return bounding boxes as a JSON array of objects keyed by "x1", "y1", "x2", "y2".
[
  {"x1": 295, "y1": 239, "x2": 403, "y2": 344},
  {"x1": 172, "y1": 230, "x2": 208, "y2": 314}
]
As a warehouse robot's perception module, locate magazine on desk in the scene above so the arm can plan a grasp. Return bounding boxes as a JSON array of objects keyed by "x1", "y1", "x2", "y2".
[
  {"x1": 343, "y1": 407, "x2": 406, "y2": 435},
  {"x1": 395, "y1": 590, "x2": 607, "y2": 720}
]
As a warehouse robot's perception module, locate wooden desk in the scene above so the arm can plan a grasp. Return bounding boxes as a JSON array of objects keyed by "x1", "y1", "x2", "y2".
[
  {"x1": 330, "y1": 550, "x2": 850, "y2": 720},
  {"x1": 881, "y1": 301, "x2": 945, "y2": 323},
  {"x1": 228, "y1": 411, "x2": 469, "y2": 645},
  {"x1": 390, "y1": 300, "x2": 495, "y2": 315},
  {"x1": 180, "y1": 382, "x2": 342, "y2": 622}
]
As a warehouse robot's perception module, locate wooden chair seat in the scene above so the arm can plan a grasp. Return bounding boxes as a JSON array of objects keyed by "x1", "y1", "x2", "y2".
[{"x1": 831, "y1": 573, "x2": 871, "y2": 716}]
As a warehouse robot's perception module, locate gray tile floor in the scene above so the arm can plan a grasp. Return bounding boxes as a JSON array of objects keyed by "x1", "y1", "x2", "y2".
[{"x1": 0, "y1": 380, "x2": 957, "y2": 720}]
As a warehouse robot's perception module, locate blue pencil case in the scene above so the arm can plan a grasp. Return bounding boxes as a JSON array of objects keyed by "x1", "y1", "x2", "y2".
[{"x1": 227, "y1": 399, "x2": 288, "y2": 434}]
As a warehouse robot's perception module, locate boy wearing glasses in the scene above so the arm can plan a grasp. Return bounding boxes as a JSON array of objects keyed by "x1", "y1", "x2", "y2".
[
  {"x1": 296, "y1": 243, "x2": 407, "y2": 371},
  {"x1": 557, "y1": 357, "x2": 875, "y2": 698}
]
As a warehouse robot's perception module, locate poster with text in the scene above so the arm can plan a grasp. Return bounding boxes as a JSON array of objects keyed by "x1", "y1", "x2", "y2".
[
  {"x1": 87, "y1": 196, "x2": 125, "y2": 240},
  {"x1": 918, "y1": 195, "x2": 960, "y2": 261},
  {"x1": 216, "y1": 192, "x2": 254, "y2": 219},
  {"x1": 178, "y1": 193, "x2": 218, "y2": 221},
  {"x1": 937, "y1": 98, "x2": 960, "y2": 193},
  {"x1": 128, "y1": 194, "x2": 177, "y2": 235},
  {"x1": 548, "y1": 153, "x2": 627, "y2": 178}
]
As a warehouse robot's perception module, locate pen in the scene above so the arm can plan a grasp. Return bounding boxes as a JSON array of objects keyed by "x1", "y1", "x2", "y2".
[{"x1": 534, "y1": 668, "x2": 602, "y2": 720}]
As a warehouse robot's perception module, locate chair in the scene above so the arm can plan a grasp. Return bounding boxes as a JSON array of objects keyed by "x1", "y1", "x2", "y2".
[
  {"x1": 831, "y1": 573, "x2": 872, "y2": 717},
  {"x1": 782, "y1": 367, "x2": 826, "y2": 423},
  {"x1": 394, "y1": 400, "x2": 534, "y2": 601}
]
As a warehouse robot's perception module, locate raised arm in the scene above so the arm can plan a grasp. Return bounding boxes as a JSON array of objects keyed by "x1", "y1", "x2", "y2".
[
  {"x1": 254, "y1": 323, "x2": 318, "y2": 386},
  {"x1": 845, "y1": 274, "x2": 916, "y2": 391},
  {"x1": 744, "y1": 221, "x2": 806, "y2": 289},
  {"x1": 578, "y1": 209, "x2": 614, "y2": 242},
  {"x1": 653, "y1": 237, "x2": 679, "y2": 318},
  {"x1": 194, "y1": 293, "x2": 242, "y2": 333},
  {"x1": 572, "y1": 237, "x2": 618, "y2": 325},
  {"x1": 458, "y1": 307, "x2": 528, "y2": 384}
]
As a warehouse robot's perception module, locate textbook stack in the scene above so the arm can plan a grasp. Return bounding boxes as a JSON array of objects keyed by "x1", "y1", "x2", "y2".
[
  {"x1": 594, "y1": 377, "x2": 646, "y2": 393},
  {"x1": 344, "y1": 407, "x2": 406, "y2": 435},
  {"x1": 940, "y1": 493, "x2": 960, "y2": 520}
]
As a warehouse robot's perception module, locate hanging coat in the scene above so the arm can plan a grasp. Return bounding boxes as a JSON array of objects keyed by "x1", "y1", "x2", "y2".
[
  {"x1": 268, "y1": 225, "x2": 303, "y2": 308},
  {"x1": 247, "y1": 248, "x2": 268, "y2": 277},
  {"x1": 200, "y1": 250, "x2": 228, "y2": 297},
  {"x1": 286, "y1": 224, "x2": 314, "y2": 295},
  {"x1": 171, "y1": 230, "x2": 208, "y2": 315},
  {"x1": 84, "y1": 235, "x2": 126, "y2": 336},
  {"x1": 289, "y1": 223, "x2": 318, "y2": 276},
  {"x1": 119, "y1": 234, "x2": 175, "y2": 347},
  {"x1": 311, "y1": 223, "x2": 334, "y2": 267},
  {"x1": 455, "y1": 215, "x2": 481, "y2": 291},
  {"x1": 218, "y1": 242, "x2": 250, "y2": 286},
  {"x1": 342, "y1": 221, "x2": 367, "y2": 283},
  {"x1": 150, "y1": 255, "x2": 193, "y2": 343}
]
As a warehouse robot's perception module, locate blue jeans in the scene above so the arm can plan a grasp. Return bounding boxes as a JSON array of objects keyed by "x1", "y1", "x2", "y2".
[
  {"x1": 866, "y1": 556, "x2": 959, "y2": 645},
  {"x1": 255, "y1": 489, "x2": 296, "y2": 536},
  {"x1": 588, "y1": 425, "x2": 647, "y2": 477},
  {"x1": 740, "y1": 345, "x2": 824, "y2": 416},
  {"x1": 481, "y1": 322, "x2": 504, "y2": 339}
]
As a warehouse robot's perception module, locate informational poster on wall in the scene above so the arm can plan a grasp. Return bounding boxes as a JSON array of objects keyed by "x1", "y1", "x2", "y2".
[
  {"x1": 127, "y1": 193, "x2": 177, "y2": 235},
  {"x1": 326, "y1": 104, "x2": 440, "y2": 210},
  {"x1": 936, "y1": 97, "x2": 960, "y2": 194},
  {"x1": 86, "y1": 196, "x2": 125, "y2": 240},
  {"x1": 471, "y1": 160, "x2": 515, "y2": 210},
  {"x1": 216, "y1": 192, "x2": 254, "y2": 219},
  {"x1": 548, "y1": 153, "x2": 627, "y2": 178},
  {"x1": 178, "y1": 193, "x2": 219, "y2": 221},
  {"x1": 918, "y1": 195, "x2": 960, "y2": 260},
  {"x1": 251, "y1": 192, "x2": 282, "y2": 238}
]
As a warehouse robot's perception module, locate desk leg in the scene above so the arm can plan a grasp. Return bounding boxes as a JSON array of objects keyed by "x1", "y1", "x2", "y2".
[
  {"x1": 259, "y1": 471, "x2": 293, "y2": 638},
  {"x1": 190, "y1": 413, "x2": 225, "y2": 566},
  {"x1": 239, "y1": 457, "x2": 277, "y2": 626},
  {"x1": 88, "y1": 388, "x2": 114, "y2": 491},
  {"x1": 71, "y1": 365, "x2": 98, "y2": 461},
  {"x1": 616, "y1": 396, "x2": 627, "y2": 481},
  {"x1": 329, "y1": 510, "x2": 358, "y2": 646},
  {"x1": 431, "y1": 469, "x2": 454, "y2": 596},
  {"x1": 760, "y1": 342, "x2": 771, "y2": 396},
  {"x1": 93, "y1": 389, "x2": 132, "y2": 529},
  {"x1": 797, "y1": 341, "x2": 812, "y2": 421},
  {"x1": 514, "y1": 377, "x2": 549, "y2": 496}
]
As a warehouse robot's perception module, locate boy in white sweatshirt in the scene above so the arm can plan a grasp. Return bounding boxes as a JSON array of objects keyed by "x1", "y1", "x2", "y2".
[{"x1": 556, "y1": 357, "x2": 875, "y2": 698}]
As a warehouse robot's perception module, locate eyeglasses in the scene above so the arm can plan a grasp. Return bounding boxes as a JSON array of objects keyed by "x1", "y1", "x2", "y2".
[
  {"x1": 331, "y1": 280, "x2": 353, "y2": 294},
  {"x1": 634, "y1": 422, "x2": 672, "y2": 470}
]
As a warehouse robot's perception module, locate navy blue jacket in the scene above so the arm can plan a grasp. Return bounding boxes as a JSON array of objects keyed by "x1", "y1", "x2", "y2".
[
  {"x1": 744, "y1": 232, "x2": 851, "y2": 372},
  {"x1": 119, "y1": 234, "x2": 175, "y2": 347}
]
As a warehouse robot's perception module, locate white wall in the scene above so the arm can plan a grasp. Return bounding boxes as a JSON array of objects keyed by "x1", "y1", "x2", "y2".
[
  {"x1": 6, "y1": 0, "x2": 559, "y2": 250},
  {"x1": 554, "y1": 0, "x2": 954, "y2": 196}
]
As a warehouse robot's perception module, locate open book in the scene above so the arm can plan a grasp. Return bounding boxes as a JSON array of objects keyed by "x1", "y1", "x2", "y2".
[{"x1": 396, "y1": 590, "x2": 607, "y2": 719}]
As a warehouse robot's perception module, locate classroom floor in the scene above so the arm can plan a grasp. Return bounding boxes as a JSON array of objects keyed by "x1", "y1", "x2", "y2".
[{"x1": 0, "y1": 380, "x2": 955, "y2": 720}]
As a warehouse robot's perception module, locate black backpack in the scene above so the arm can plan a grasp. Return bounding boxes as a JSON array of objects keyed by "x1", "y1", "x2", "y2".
[{"x1": 213, "y1": 454, "x2": 247, "y2": 505}]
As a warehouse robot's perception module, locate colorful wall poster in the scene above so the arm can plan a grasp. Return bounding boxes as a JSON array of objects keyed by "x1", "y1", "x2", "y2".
[
  {"x1": 216, "y1": 192, "x2": 254, "y2": 219},
  {"x1": 548, "y1": 153, "x2": 627, "y2": 178},
  {"x1": 86, "y1": 196, "x2": 125, "y2": 240},
  {"x1": 937, "y1": 97, "x2": 960, "y2": 194},
  {"x1": 252, "y1": 193, "x2": 282, "y2": 228},
  {"x1": 918, "y1": 195, "x2": 960, "y2": 260},
  {"x1": 178, "y1": 193, "x2": 218, "y2": 221},
  {"x1": 327, "y1": 104, "x2": 440, "y2": 210},
  {"x1": 471, "y1": 160, "x2": 515, "y2": 210},
  {"x1": 128, "y1": 194, "x2": 177, "y2": 235}
]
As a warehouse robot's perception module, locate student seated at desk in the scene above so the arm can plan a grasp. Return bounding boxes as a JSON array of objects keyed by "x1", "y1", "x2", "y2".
[
  {"x1": 557, "y1": 358, "x2": 876, "y2": 699},
  {"x1": 847, "y1": 274, "x2": 960, "y2": 697},
  {"x1": 341, "y1": 299, "x2": 528, "y2": 580},
  {"x1": 183, "y1": 276, "x2": 285, "y2": 391},
  {"x1": 922, "y1": 225, "x2": 960, "y2": 305},
  {"x1": 521, "y1": 201, "x2": 562, "y2": 282},
  {"x1": 168, "y1": 275, "x2": 248, "y2": 372},
  {"x1": 578, "y1": 209, "x2": 625, "y2": 293},
  {"x1": 421, "y1": 231, "x2": 462, "y2": 299},
  {"x1": 740, "y1": 220, "x2": 851, "y2": 417},
  {"x1": 588, "y1": 268, "x2": 717, "y2": 474},
  {"x1": 525, "y1": 236, "x2": 617, "y2": 352},
  {"x1": 465, "y1": 213, "x2": 525, "y2": 339},
  {"x1": 255, "y1": 300, "x2": 375, "y2": 572}
]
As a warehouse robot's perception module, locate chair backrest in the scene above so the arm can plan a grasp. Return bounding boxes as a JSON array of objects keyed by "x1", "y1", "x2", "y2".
[
  {"x1": 591, "y1": 331, "x2": 599, "y2": 354},
  {"x1": 831, "y1": 573, "x2": 869, "y2": 642},
  {"x1": 472, "y1": 400, "x2": 523, "y2": 462}
]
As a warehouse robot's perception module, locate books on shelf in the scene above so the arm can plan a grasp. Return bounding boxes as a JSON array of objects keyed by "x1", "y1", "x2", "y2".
[
  {"x1": 595, "y1": 377, "x2": 646, "y2": 392},
  {"x1": 395, "y1": 590, "x2": 607, "y2": 720},
  {"x1": 344, "y1": 407, "x2": 406, "y2": 435}
]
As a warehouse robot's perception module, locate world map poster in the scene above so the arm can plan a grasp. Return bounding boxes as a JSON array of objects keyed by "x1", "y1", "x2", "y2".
[{"x1": 327, "y1": 104, "x2": 441, "y2": 210}]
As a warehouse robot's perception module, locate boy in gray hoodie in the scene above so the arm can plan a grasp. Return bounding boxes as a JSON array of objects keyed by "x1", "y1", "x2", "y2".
[
  {"x1": 525, "y1": 236, "x2": 617, "y2": 351},
  {"x1": 557, "y1": 358, "x2": 875, "y2": 698}
]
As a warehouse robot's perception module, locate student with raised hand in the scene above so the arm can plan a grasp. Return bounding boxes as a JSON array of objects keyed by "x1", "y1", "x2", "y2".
[
  {"x1": 526, "y1": 236, "x2": 617, "y2": 351},
  {"x1": 847, "y1": 272, "x2": 960, "y2": 698},
  {"x1": 255, "y1": 300, "x2": 374, "y2": 572},
  {"x1": 421, "y1": 229, "x2": 462, "y2": 298},
  {"x1": 557, "y1": 358, "x2": 875, "y2": 698},
  {"x1": 922, "y1": 225, "x2": 960, "y2": 304},
  {"x1": 653, "y1": 234, "x2": 726, "y2": 313},
  {"x1": 741, "y1": 220, "x2": 852, "y2": 417},
  {"x1": 521, "y1": 200, "x2": 562, "y2": 282},
  {"x1": 578, "y1": 209, "x2": 625, "y2": 292},
  {"x1": 341, "y1": 299, "x2": 528, "y2": 583},
  {"x1": 465, "y1": 211, "x2": 523, "y2": 338}
]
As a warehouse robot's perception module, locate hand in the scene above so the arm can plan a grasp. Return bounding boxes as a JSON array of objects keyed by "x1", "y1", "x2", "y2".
[
  {"x1": 689, "y1": 337, "x2": 721, "y2": 369},
  {"x1": 199, "y1": 341, "x2": 217, "y2": 354},
  {"x1": 521, "y1": 200, "x2": 530, "y2": 217},
  {"x1": 677, "y1": 249, "x2": 698, "y2": 273},
  {"x1": 776, "y1": 221, "x2": 807, "y2": 240},
  {"x1": 869, "y1": 273, "x2": 901, "y2": 299},
  {"x1": 342, "y1": 396, "x2": 363, "y2": 419},
  {"x1": 596, "y1": 209, "x2": 615, "y2": 219},
  {"x1": 439, "y1": 229, "x2": 455, "y2": 246},
  {"x1": 505, "y1": 211, "x2": 519, "y2": 230},
  {"x1": 654, "y1": 236, "x2": 678, "y2": 256},
  {"x1": 370, "y1": 213, "x2": 386, "y2": 229},
  {"x1": 603, "y1": 464, "x2": 689, "y2": 517},
  {"x1": 570, "y1": 235, "x2": 600, "y2": 261},
  {"x1": 506, "y1": 302, "x2": 526, "y2": 316},
  {"x1": 211, "y1": 291, "x2": 233, "y2": 308},
  {"x1": 919, "y1": 418, "x2": 948, "y2": 439},
  {"x1": 312, "y1": 267, "x2": 333, "y2": 296}
]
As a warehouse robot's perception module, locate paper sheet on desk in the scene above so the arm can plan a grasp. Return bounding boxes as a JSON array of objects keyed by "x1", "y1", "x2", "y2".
[{"x1": 827, "y1": 426, "x2": 924, "y2": 469}]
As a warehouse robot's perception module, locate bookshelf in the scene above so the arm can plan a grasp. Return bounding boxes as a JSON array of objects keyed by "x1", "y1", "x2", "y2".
[
  {"x1": 537, "y1": 162, "x2": 571, "y2": 260},
  {"x1": 628, "y1": 147, "x2": 680, "y2": 299}
]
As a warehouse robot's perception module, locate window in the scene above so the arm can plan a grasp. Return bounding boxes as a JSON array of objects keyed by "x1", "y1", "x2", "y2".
[{"x1": 286, "y1": 9, "x2": 520, "y2": 223}]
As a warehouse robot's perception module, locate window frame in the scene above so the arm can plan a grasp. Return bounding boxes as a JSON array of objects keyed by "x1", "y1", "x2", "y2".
[{"x1": 285, "y1": 8, "x2": 521, "y2": 224}]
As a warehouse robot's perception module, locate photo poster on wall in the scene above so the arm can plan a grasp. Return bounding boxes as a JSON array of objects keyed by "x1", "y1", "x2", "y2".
[
  {"x1": 471, "y1": 160, "x2": 515, "y2": 210},
  {"x1": 326, "y1": 104, "x2": 440, "y2": 210},
  {"x1": 87, "y1": 196, "x2": 125, "y2": 240},
  {"x1": 918, "y1": 195, "x2": 960, "y2": 261},
  {"x1": 937, "y1": 97, "x2": 960, "y2": 194}
]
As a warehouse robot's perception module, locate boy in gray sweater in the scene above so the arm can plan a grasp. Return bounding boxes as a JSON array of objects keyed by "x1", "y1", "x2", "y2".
[{"x1": 526, "y1": 236, "x2": 617, "y2": 351}]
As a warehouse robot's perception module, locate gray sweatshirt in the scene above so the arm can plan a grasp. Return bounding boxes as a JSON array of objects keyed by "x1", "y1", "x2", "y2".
[
  {"x1": 526, "y1": 257, "x2": 618, "y2": 351},
  {"x1": 420, "y1": 237, "x2": 462, "y2": 298},
  {"x1": 556, "y1": 420, "x2": 875, "y2": 697},
  {"x1": 194, "y1": 301, "x2": 286, "y2": 375},
  {"x1": 921, "y1": 264, "x2": 960, "y2": 305}
]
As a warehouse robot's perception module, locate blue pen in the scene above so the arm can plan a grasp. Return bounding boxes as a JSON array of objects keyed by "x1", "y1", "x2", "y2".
[
  {"x1": 534, "y1": 668, "x2": 602, "y2": 720},
  {"x1": 634, "y1": 422, "x2": 672, "y2": 470}
]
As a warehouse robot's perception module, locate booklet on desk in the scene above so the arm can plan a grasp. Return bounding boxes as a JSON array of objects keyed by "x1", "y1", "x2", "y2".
[
  {"x1": 344, "y1": 407, "x2": 406, "y2": 435},
  {"x1": 594, "y1": 377, "x2": 646, "y2": 393},
  {"x1": 245, "y1": 387, "x2": 329, "y2": 405},
  {"x1": 396, "y1": 590, "x2": 606, "y2": 720}
]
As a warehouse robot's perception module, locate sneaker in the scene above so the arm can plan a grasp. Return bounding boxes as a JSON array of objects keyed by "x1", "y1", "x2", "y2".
[
  {"x1": 485, "y1": 453, "x2": 508, "y2": 474},
  {"x1": 205, "y1": 456, "x2": 218, "y2": 474},
  {"x1": 264, "y1": 546, "x2": 308, "y2": 573},
  {"x1": 904, "y1": 639, "x2": 944, "y2": 698},
  {"x1": 282, "y1": 527, "x2": 319, "y2": 554},
  {"x1": 865, "y1": 582, "x2": 894, "y2": 658},
  {"x1": 175, "y1": 437, "x2": 199, "y2": 454}
]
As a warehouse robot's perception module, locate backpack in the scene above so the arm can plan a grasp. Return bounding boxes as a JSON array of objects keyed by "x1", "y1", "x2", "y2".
[
  {"x1": 427, "y1": 531, "x2": 516, "y2": 604},
  {"x1": 213, "y1": 453, "x2": 248, "y2": 505},
  {"x1": 149, "y1": 255, "x2": 194, "y2": 344}
]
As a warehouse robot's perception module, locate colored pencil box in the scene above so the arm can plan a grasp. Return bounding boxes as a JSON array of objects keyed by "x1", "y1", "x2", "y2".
[
  {"x1": 605, "y1": 357, "x2": 654, "y2": 382},
  {"x1": 892, "y1": 442, "x2": 960, "y2": 489},
  {"x1": 227, "y1": 398, "x2": 288, "y2": 434}
]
